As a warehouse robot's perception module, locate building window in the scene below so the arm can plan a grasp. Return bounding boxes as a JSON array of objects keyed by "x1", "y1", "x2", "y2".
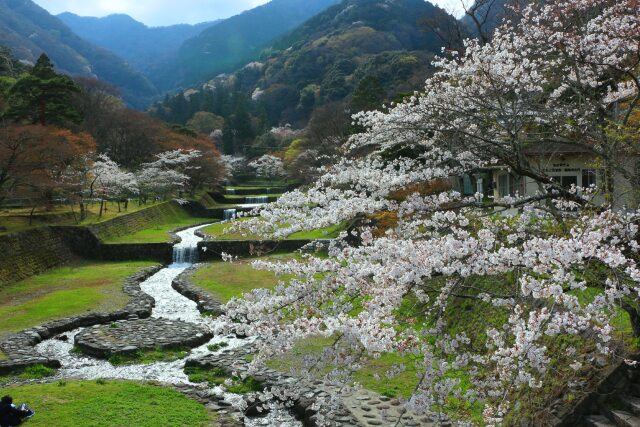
[
  {"x1": 498, "y1": 174, "x2": 509, "y2": 197},
  {"x1": 551, "y1": 175, "x2": 579, "y2": 189},
  {"x1": 582, "y1": 169, "x2": 597, "y2": 188}
]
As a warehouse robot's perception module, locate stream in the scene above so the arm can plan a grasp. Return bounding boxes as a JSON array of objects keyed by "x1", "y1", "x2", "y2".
[{"x1": 34, "y1": 224, "x2": 302, "y2": 426}]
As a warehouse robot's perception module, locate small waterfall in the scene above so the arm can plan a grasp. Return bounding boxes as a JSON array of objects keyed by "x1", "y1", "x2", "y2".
[
  {"x1": 172, "y1": 246, "x2": 198, "y2": 264},
  {"x1": 245, "y1": 196, "x2": 269, "y2": 204},
  {"x1": 172, "y1": 223, "x2": 211, "y2": 265},
  {"x1": 223, "y1": 209, "x2": 237, "y2": 221},
  {"x1": 226, "y1": 188, "x2": 236, "y2": 195}
]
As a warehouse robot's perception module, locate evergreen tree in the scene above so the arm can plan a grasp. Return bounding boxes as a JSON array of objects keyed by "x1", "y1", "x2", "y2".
[
  {"x1": 5, "y1": 54, "x2": 81, "y2": 126},
  {"x1": 350, "y1": 76, "x2": 385, "y2": 113},
  {"x1": 222, "y1": 120, "x2": 236, "y2": 154}
]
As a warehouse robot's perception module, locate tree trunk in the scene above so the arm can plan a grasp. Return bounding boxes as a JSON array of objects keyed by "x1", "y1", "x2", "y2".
[
  {"x1": 124, "y1": 199, "x2": 129, "y2": 210},
  {"x1": 28, "y1": 206, "x2": 36, "y2": 226},
  {"x1": 79, "y1": 202, "x2": 86, "y2": 221},
  {"x1": 70, "y1": 204, "x2": 78, "y2": 224},
  {"x1": 99, "y1": 199, "x2": 104, "y2": 217},
  {"x1": 117, "y1": 201, "x2": 121, "y2": 213},
  {"x1": 621, "y1": 301, "x2": 640, "y2": 337}
]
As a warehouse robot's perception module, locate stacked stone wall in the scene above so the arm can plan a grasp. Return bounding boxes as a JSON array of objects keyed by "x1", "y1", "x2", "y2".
[{"x1": 0, "y1": 227, "x2": 78, "y2": 287}]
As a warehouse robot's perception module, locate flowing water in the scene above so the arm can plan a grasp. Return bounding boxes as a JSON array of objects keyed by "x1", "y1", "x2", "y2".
[
  {"x1": 245, "y1": 196, "x2": 269, "y2": 204},
  {"x1": 34, "y1": 223, "x2": 301, "y2": 426},
  {"x1": 224, "y1": 208, "x2": 237, "y2": 221}
]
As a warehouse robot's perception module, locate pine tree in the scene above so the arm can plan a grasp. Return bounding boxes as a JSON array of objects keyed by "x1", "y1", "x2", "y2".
[{"x1": 5, "y1": 54, "x2": 81, "y2": 126}]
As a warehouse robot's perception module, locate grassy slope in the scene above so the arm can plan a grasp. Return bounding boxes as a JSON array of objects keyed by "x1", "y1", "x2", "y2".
[
  {"x1": 0, "y1": 202, "x2": 162, "y2": 236},
  {"x1": 2, "y1": 381, "x2": 214, "y2": 427},
  {"x1": 0, "y1": 261, "x2": 156, "y2": 338},
  {"x1": 201, "y1": 219, "x2": 344, "y2": 241},
  {"x1": 102, "y1": 216, "x2": 213, "y2": 243},
  {"x1": 191, "y1": 253, "x2": 303, "y2": 303}
]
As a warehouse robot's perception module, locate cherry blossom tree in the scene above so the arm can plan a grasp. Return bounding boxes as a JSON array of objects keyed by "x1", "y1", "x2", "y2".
[
  {"x1": 221, "y1": 155, "x2": 247, "y2": 180},
  {"x1": 135, "y1": 149, "x2": 200, "y2": 203},
  {"x1": 92, "y1": 154, "x2": 137, "y2": 215},
  {"x1": 248, "y1": 154, "x2": 285, "y2": 183},
  {"x1": 219, "y1": 1, "x2": 640, "y2": 425}
]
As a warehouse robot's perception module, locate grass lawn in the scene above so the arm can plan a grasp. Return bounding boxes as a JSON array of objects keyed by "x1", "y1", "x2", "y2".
[
  {"x1": 0, "y1": 261, "x2": 157, "y2": 339},
  {"x1": 102, "y1": 217, "x2": 213, "y2": 244},
  {"x1": 2, "y1": 380, "x2": 215, "y2": 426},
  {"x1": 201, "y1": 219, "x2": 345, "y2": 241},
  {"x1": 191, "y1": 253, "x2": 305, "y2": 303}
]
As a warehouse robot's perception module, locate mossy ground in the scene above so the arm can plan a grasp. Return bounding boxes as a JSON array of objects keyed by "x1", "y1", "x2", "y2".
[
  {"x1": 1, "y1": 380, "x2": 215, "y2": 426},
  {"x1": 0, "y1": 261, "x2": 157, "y2": 339}
]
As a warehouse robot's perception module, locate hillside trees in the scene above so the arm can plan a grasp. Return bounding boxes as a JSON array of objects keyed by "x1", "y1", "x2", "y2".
[
  {"x1": 5, "y1": 54, "x2": 81, "y2": 126},
  {"x1": 0, "y1": 124, "x2": 95, "y2": 207},
  {"x1": 222, "y1": 1, "x2": 640, "y2": 424}
]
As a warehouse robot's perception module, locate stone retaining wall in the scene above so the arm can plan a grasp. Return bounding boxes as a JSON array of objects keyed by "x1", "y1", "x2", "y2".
[
  {"x1": 0, "y1": 227, "x2": 79, "y2": 287},
  {"x1": 197, "y1": 239, "x2": 324, "y2": 260},
  {"x1": 222, "y1": 187, "x2": 290, "y2": 196},
  {"x1": 172, "y1": 267, "x2": 224, "y2": 315},
  {"x1": 0, "y1": 266, "x2": 161, "y2": 375},
  {"x1": 98, "y1": 243, "x2": 174, "y2": 263}
]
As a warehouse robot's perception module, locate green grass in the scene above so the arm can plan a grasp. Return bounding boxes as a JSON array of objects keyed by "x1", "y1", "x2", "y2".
[
  {"x1": 184, "y1": 366, "x2": 263, "y2": 394},
  {"x1": 0, "y1": 261, "x2": 157, "y2": 338},
  {"x1": 0, "y1": 364, "x2": 57, "y2": 385},
  {"x1": 108, "y1": 347, "x2": 191, "y2": 366},
  {"x1": 207, "y1": 342, "x2": 229, "y2": 352},
  {"x1": 201, "y1": 218, "x2": 345, "y2": 241},
  {"x1": 191, "y1": 253, "x2": 304, "y2": 303},
  {"x1": 1, "y1": 380, "x2": 215, "y2": 426},
  {"x1": 102, "y1": 217, "x2": 213, "y2": 244}
]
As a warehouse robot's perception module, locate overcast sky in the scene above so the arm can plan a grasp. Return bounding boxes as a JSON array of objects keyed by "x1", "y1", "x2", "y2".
[{"x1": 32, "y1": 0, "x2": 465, "y2": 27}]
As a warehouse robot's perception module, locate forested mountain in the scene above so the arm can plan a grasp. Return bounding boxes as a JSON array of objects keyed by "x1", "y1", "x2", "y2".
[
  {"x1": 57, "y1": 13, "x2": 219, "y2": 75},
  {"x1": 153, "y1": 0, "x2": 456, "y2": 131},
  {"x1": 252, "y1": 0, "x2": 454, "y2": 124},
  {"x1": 150, "y1": 0, "x2": 341, "y2": 92},
  {"x1": 0, "y1": 0, "x2": 158, "y2": 108}
]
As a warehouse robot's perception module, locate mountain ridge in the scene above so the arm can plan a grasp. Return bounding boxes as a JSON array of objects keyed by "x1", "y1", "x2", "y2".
[
  {"x1": 0, "y1": 0, "x2": 158, "y2": 108},
  {"x1": 149, "y1": 0, "x2": 341, "y2": 92},
  {"x1": 57, "y1": 12, "x2": 220, "y2": 74}
]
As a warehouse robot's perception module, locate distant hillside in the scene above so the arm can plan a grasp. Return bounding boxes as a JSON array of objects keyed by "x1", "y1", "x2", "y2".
[
  {"x1": 57, "y1": 13, "x2": 219, "y2": 74},
  {"x1": 152, "y1": 0, "x2": 456, "y2": 130},
  {"x1": 245, "y1": 0, "x2": 455, "y2": 124},
  {"x1": 150, "y1": 0, "x2": 341, "y2": 92},
  {"x1": 0, "y1": 0, "x2": 158, "y2": 108}
]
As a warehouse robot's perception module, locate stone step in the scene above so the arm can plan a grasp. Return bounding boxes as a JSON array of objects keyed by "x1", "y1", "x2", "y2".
[
  {"x1": 584, "y1": 415, "x2": 617, "y2": 427},
  {"x1": 611, "y1": 409, "x2": 640, "y2": 427},
  {"x1": 621, "y1": 396, "x2": 640, "y2": 416}
]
